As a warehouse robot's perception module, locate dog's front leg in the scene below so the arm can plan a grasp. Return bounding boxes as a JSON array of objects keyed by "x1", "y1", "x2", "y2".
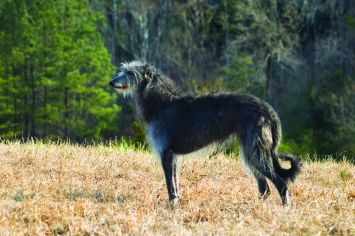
[{"x1": 161, "y1": 149, "x2": 179, "y2": 206}]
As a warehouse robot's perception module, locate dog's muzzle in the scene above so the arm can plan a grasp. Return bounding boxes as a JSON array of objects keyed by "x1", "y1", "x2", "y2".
[{"x1": 109, "y1": 80, "x2": 128, "y2": 89}]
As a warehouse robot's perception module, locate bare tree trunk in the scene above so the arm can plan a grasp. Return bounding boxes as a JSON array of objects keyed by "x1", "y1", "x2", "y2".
[
  {"x1": 64, "y1": 87, "x2": 69, "y2": 137},
  {"x1": 23, "y1": 59, "x2": 30, "y2": 138},
  {"x1": 30, "y1": 63, "x2": 36, "y2": 137},
  {"x1": 111, "y1": 0, "x2": 118, "y2": 65}
]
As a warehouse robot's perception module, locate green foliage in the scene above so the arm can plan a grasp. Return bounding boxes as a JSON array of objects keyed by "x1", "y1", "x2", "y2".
[
  {"x1": 110, "y1": 137, "x2": 148, "y2": 152},
  {"x1": 339, "y1": 170, "x2": 351, "y2": 182},
  {"x1": 131, "y1": 120, "x2": 147, "y2": 144},
  {"x1": 217, "y1": 53, "x2": 265, "y2": 96},
  {"x1": 311, "y1": 69, "x2": 355, "y2": 157},
  {"x1": 279, "y1": 130, "x2": 315, "y2": 155},
  {"x1": 0, "y1": 0, "x2": 119, "y2": 140},
  {"x1": 345, "y1": 15, "x2": 355, "y2": 29}
]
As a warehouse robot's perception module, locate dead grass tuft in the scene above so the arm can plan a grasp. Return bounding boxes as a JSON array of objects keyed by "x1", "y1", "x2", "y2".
[{"x1": 0, "y1": 142, "x2": 353, "y2": 235}]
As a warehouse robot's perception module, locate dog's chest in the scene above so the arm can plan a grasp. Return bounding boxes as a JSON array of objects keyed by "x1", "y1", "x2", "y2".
[{"x1": 147, "y1": 121, "x2": 167, "y2": 157}]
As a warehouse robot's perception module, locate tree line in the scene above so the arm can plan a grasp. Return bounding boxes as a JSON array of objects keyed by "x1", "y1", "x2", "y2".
[
  {"x1": 0, "y1": 0, "x2": 354, "y2": 158},
  {"x1": 0, "y1": 0, "x2": 119, "y2": 140}
]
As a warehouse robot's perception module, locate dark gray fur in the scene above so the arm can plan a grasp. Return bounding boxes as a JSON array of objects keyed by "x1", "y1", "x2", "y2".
[{"x1": 109, "y1": 61, "x2": 301, "y2": 205}]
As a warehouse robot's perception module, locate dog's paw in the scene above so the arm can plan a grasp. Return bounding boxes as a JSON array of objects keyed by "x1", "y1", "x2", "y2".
[
  {"x1": 281, "y1": 190, "x2": 292, "y2": 207},
  {"x1": 259, "y1": 190, "x2": 271, "y2": 200},
  {"x1": 166, "y1": 198, "x2": 180, "y2": 209}
]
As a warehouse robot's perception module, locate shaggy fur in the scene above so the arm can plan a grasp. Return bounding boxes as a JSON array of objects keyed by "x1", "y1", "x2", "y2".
[{"x1": 109, "y1": 61, "x2": 301, "y2": 205}]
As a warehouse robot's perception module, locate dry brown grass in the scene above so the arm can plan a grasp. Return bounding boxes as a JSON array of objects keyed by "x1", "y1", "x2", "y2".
[{"x1": 0, "y1": 141, "x2": 354, "y2": 235}]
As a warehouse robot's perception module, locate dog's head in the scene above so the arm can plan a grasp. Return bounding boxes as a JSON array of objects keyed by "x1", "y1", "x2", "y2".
[{"x1": 109, "y1": 61, "x2": 157, "y2": 95}]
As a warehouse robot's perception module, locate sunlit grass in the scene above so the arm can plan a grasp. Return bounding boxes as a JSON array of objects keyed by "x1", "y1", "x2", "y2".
[{"x1": 0, "y1": 141, "x2": 353, "y2": 235}]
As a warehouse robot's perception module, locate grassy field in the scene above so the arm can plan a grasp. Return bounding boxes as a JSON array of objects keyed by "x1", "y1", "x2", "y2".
[{"x1": 0, "y1": 142, "x2": 353, "y2": 235}]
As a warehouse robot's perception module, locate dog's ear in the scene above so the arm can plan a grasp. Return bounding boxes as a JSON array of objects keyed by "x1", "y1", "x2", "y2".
[{"x1": 145, "y1": 65, "x2": 157, "y2": 80}]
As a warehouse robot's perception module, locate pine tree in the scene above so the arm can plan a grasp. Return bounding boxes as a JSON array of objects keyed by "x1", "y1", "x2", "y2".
[{"x1": 0, "y1": 0, "x2": 120, "y2": 140}]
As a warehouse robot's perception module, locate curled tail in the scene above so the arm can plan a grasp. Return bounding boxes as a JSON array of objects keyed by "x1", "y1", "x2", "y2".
[
  {"x1": 269, "y1": 113, "x2": 301, "y2": 182},
  {"x1": 272, "y1": 152, "x2": 302, "y2": 182}
]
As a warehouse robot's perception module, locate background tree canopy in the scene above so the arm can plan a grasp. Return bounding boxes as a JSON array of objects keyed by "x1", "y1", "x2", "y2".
[{"x1": 0, "y1": 0, "x2": 354, "y2": 159}]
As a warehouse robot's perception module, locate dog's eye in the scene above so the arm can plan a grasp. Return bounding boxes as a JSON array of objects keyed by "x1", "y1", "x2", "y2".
[{"x1": 126, "y1": 71, "x2": 133, "y2": 76}]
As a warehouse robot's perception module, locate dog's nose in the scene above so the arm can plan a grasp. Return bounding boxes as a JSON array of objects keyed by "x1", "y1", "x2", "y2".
[{"x1": 109, "y1": 80, "x2": 115, "y2": 87}]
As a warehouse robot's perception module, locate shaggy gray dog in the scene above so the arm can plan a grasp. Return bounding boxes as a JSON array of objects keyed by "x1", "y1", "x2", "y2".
[{"x1": 110, "y1": 61, "x2": 301, "y2": 205}]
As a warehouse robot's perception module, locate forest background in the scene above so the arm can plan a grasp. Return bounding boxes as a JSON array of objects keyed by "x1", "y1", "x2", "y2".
[{"x1": 0, "y1": 0, "x2": 354, "y2": 160}]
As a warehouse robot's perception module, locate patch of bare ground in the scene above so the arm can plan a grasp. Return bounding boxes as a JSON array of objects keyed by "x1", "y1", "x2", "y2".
[{"x1": 0, "y1": 142, "x2": 353, "y2": 235}]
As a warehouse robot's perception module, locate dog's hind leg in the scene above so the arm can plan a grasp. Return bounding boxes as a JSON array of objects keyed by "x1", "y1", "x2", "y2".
[
  {"x1": 160, "y1": 149, "x2": 179, "y2": 205},
  {"x1": 271, "y1": 175, "x2": 290, "y2": 205},
  {"x1": 252, "y1": 170, "x2": 271, "y2": 200},
  {"x1": 255, "y1": 154, "x2": 290, "y2": 205},
  {"x1": 241, "y1": 145, "x2": 270, "y2": 200},
  {"x1": 255, "y1": 151, "x2": 290, "y2": 205},
  {"x1": 240, "y1": 132, "x2": 290, "y2": 205}
]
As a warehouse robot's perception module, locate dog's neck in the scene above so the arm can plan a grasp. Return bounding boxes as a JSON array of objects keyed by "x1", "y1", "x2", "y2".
[{"x1": 133, "y1": 77, "x2": 180, "y2": 123}]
